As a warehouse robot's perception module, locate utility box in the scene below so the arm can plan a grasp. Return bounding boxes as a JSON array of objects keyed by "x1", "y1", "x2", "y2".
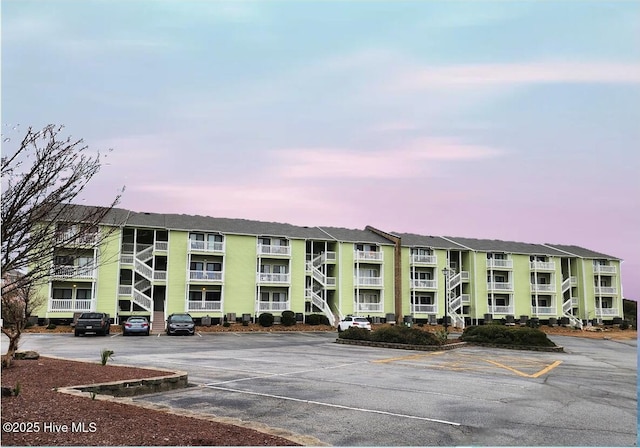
[
  {"x1": 403, "y1": 315, "x2": 413, "y2": 327},
  {"x1": 226, "y1": 313, "x2": 236, "y2": 323},
  {"x1": 385, "y1": 313, "x2": 396, "y2": 325},
  {"x1": 201, "y1": 315, "x2": 212, "y2": 327}
]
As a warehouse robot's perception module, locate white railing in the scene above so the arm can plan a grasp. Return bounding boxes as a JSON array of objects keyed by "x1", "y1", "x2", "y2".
[
  {"x1": 120, "y1": 254, "x2": 134, "y2": 264},
  {"x1": 594, "y1": 286, "x2": 617, "y2": 295},
  {"x1": 411, "y1": 279, "x2": 437, "y2": 289},
  {"x1": 594, "y1": 265, "x2": 616, "y2": 274},
  {"x1": 487, "y1": 259, "x2": 513, "y2": 269},
  {"x1": 412, "y1": 304, "x2": 438, "y2": 313},
  {"x1": 134, "y1": 259, "x2": 153, "y2": 279},
  {"x1": 531, "y1": 284, "x2": 556, "y2": 292},
  {"x1": 54, "y1": 232, "x2": 98, "y2": 246},
  {"x1": 190, "y1": 271, "x2": 223, "y2": 282},
  {"x1": 562, "y1": 276, "x2": 577, "y2": 292},
  {"x1": 595, "y1": 308, "x2": 619, "y2": 316},
  {"x1": 460, "y1": 294, "x2": 470, "y2": 304},
  {"x1": 155, "y1": 241, "x2": 168, "y2": 251},
  {"x1": 119, "y1": 285, "x2": 132, "y2": 295},
  {"x1": 488, "y1": 282, "x2": 513, "y2": 291},
  {"x1": 189, "y1": 240, "x2": 225, "y2": 253},
  {"x1": 50, "y1": 299, "x2": 92, "y2": 311},
  {"x1": 530, "y1": 261, "x2": 556, "y2": 270},
  {"x1": 448, "y1": 271, "x2": 470, "y2": 289},
  {"x1": 51, "y1": 265, "x2": 96, "y2": 279},
  {"x1": 258, "y1": 301, "x2": 290, "y2": 311},
  {"x1": 354, "y1": 277, "x2": 383, "y2": 287},
  {"x1": 354, "y1": 250, "x2": 383, "y2": 262},
  {"x1": 313, "y1": 252, "x2": 336, "y2": 264},
  {"x1": 188, "y1": 301, "x2": 222, "y2": 311},
  {"x1": 490, "y1": 306, "x2": 514, "y2": 314},
  {"x1": 136, "y1": 245, "x2": 154, "y2": 262},
  {"x1": 258, "y1": 244, "x2": 291, "y2": 256},
  {"x1": 355, "y1": 303, "x2": 383, "y2": 312},
  {"x1": 411, "y1": 254, "x2": 437, "y2": 265},
  {"x1": 257, "y1": 273, "x2": 291, "y2": 283},
  {"x1": 530, "y1": 306, "x2": 556, "y2": 315},
  {"x1": 154, "y1": 271, "x2": 167, "y2": 281},
  {"x1": 133, "y1": 289, "x2": 153, "y2": 310}
]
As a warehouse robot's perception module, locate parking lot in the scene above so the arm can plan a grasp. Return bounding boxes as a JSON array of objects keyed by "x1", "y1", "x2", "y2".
[{"x1": 10, "y1": 331, "x2": 637, "y2": 446}]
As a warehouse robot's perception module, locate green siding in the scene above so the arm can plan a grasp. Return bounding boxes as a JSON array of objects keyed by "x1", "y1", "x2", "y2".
[
  {"x1": 166, "y1": 231, "x2": 188, "y2": 315},
  {"x1": 289, "y1": 239, "x2": 306, "y2": 311},
  {"x1": 224, "y1": 234, "x2": 257, "y2": 316},
  {"x1": 94, "y1": 227, "x2": 121, "y2": 315}
]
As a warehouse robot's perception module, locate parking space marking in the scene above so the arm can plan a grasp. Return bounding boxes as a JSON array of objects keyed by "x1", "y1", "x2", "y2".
[
  {"x1": 203, "y1": 384, "x2": 461, "y2": 426},
  {"x1": 373, "y1": 352, "x2": 445, "y2": 364}
]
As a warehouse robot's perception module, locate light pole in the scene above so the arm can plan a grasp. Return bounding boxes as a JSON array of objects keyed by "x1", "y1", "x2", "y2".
[{"x1": 442, "y1": 267, "x2": 450, "y2": 332}]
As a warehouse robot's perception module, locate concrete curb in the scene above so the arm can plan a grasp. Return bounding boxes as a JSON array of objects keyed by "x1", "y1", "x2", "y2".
[{"x1": 335, "y1": 338, "x2": 467, "y2": 351}]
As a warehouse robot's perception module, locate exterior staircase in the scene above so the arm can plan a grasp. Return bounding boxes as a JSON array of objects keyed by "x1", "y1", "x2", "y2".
[
  {"x1": 151, "y1": 310, "x2": 165, "y2": 334},
  {"x1": 446, "y1": 270, "x2": 468, "y2": 330},
  {"x1": 561, "y1": 276, "x2": 582, "y2": 329},
  {"x1": 131, "y1": 245, "x2": 154, "y2": 312},
  {"x1": 306, "y1": 252, "x2": 337, "y2": 326}
]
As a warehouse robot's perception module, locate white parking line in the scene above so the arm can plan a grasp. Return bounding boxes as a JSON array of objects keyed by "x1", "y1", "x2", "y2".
[
  {"x1": 205, "y1": 362, "x2": 361, "y2": 386},
  {"x1": 203, "y1": 384, "x2": 461, "y2": 426}
]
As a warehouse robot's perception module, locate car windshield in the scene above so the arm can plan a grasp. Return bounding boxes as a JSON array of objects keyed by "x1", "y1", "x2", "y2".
[
  {"x1": 128, "y1": 318, "x2": 146, "y2": 323},
  {"x1": 80, "y1": 313, "x2": 102, "y2": 319},
  {"x1": 170, "y1": 315, "x2": 192, "y2": 323},
  {"x1": 354, "y1": 318, "x2": 369, "y2": 323}
]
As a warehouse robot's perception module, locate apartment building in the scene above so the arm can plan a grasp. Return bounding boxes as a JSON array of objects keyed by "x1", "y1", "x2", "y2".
[{"x1": 37, "y1": 206, "x2": 624, "y2": 329}]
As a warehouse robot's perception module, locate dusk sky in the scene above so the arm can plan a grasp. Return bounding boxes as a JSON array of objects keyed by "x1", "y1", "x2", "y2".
[{"x1": 2, "y1": 1, "x2": 639, "y2": 299}]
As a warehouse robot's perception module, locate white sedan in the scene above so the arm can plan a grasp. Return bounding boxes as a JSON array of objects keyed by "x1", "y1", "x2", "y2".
[{"x1": 337, "y1": 316, "x2": 372, "y2": 332}]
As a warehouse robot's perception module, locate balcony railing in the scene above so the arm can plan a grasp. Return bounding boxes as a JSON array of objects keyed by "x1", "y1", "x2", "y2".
[
  {"x1": 412, "y1": 304, "x2": 438, "y2": 314},
  {"x1": 51, "y1": 265, "x2": 96, "y2": 280},
  {"x1": 354, "y1": 251, "x2": 383, "y2": 262},
  {"x1": 258, "y1": 301, "x2": 290, "y2": 312},
  {"x1": 594, "y1": 286, "x2": 617, "y2": 295},
  {"x1": 530, "y1": 261, "x2": 556, "y2": 271},
  {"x1": 155, "y1": 241, "x2": 169, "y2": 251},
  {"x1": 593, "y1": 265, "x2": 617, "y2": 274},
  {"x1": 354, "y1": 277, "x2": 383, "y2": 287},
  {"x1": 411, "y1": 254, "x2": 437, "y2": 265},
  {"x1": 530, "y1": 306, "x2": 556, "y2": 315},
  {"x1": 489, "y1": 305, "x2": 514, "y2": 314},
  {"x1": 411, "y1": 279, "x2": 437, "y2": 289},
  {"x1": 190, "y1": 271, "x2": 223, "y2": 282},
  {"x1": 487, "y1": 259, "x2": 513, "y2": 269},
  {"x1": 154, "y1": 271, "x2": 167, "y2": 281},
  {"x1": 257, "y1": 244, "x2": 290, "y2": 256},
  {"x1": 50, "y1": 299, "x2": 92, "y2": 312},
  {"x1": 118, "y1": 285, "x2": 133, "y2": 295},
  {"x1": 595, "y1": 308, "x2": 619, "y2": 316},
  {"x1": 54, "y1": 231, "x2": 98, "y2": 246},
  {"x1": 188, "y1": 301, "x2": 222, "y2": 311},
  {"x1": 257, "y1": 273, "x2": 290, "y2": 283},
  {"x1": 487, "y1": 282, "x2": 513, "y2": 291},
  {"x1": 189, "y1": 240, "x2": 225, "y2": 253},
  {"x1": 531, "y1": 283, "x2": 556, "y2": 292},
  {"x1": 355, "y1": 303, "x2": 383, "y2": 312}
]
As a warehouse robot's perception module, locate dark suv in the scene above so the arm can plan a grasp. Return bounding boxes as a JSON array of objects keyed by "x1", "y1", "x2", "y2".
[
  {"x1": 166, "y1": 313, "x2": 195, "y2": 336},
  {"x1": 74, "y1": 312, "x2": 111, "y2": 336}
]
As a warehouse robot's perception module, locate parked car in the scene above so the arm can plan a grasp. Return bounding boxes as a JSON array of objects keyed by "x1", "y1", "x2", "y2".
[
  {"x1": 166, "y1": 313, "x2": 195, "y2": 336},
  {"x1": 122, "y1": 316, "x2": 150, "y2": 336},
  {"x1": 74, "y1": 312, "x2": 111, "y2": 337},
  {"x1": 337, "y1": 315, "x2": 372, "y2": 332}
]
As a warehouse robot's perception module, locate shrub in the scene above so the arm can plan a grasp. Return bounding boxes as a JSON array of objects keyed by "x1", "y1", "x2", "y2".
[
  {"x1": 281, "y1": 310, "x2": 296, "y2": 327},
  {"x1": 46, "y1": 323, "x2": 57, "y2": 330},
  {"x1": 620, "y1": 320, "x2": 630, "y2": 330},
  {"x1": 370, "y1": 326, "x2": 442, "y2": 346},
  {"x1": 242, "y1": 320, "x2": 249, "y2": 326},
  {"x1": 258, "y1": 313, "x2": 274, "y2": 327},
  {"x1": 305, "y1": 314, "x2": 330, "y2": 326},
  {"x1": 460, "y1": 325, "x2": 556, "y2": 347},
  {"x1": 100, "y1": 349, "x2": 114, "y2": 366},
  {"x1": 338, "y1": 327, "x2": 372, "y2": 341},
  {"x1": 223, "y1": 321, "x2": 231, "y2": 328}
]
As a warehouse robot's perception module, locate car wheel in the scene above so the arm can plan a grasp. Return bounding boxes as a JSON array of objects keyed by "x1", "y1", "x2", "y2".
[
  {"x1": 145, "y1": 330, "x2": 150, "y2": 336},
  {"x1": 74, "y1": 330, "x2": 80, "y2": 337}
]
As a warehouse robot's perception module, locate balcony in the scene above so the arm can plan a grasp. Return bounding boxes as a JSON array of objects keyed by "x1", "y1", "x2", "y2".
[
  {"x1": 411, "y1": 279, "x2": 437, "y2": 289},
  {"x1": 530, "y1": 261, "x2": 556, "y2": 271},
  {"x1": 410, "y1": 254, "x2": 437, "y2": 265},
  {"x1": 594, "y1": 286, "x2": 617, "y2": 295},
  {"x1": 595, "y1": 307, "x2": 619, "y2": 316},
  {"x1": 593, "y1": 265, "x2": 617, "y2": 275},
  {"x1": 530, "y1": 283, "x2": 556, "y2": 292},
  {"x1": 487, "y1": 282, "x2": 513, "y2": 291},
  {"x1": 51, "y1": 265, "x2": 96, "y2": 280},
  {"x1": 155, "y1": 241, "x2": 169, "y2": 251},
  {"x1": 530, "y1": 306, "x2": 556, "y2": 315},
  {"x1": 354, "y1": 277, "x2": 383, "y2": 288},
  {"x1": 354, "y1": 250, "x2": 383, "y2": 262},
  {"x1": 489, "y1": 305, "x2": 514, "y2": 315},
  {"x1": 188, "y1": 301, "x2": 222, "y2": 312},
  {"x1": 487, "y1": 259, "x2": 513, "y2": 269},
  {"x1": 49, "y1": 299, "x2": 92, "y2": 312},
  {"x1": 412, "y1": 304, "x2": 438, "y2": 314},
  {"x1": 189, "y1": 240, "x2": 225, "y2": 253},
  {"x1": 258, "y1": 301, "x2": 290, "y2": 312},
  {"x1": 257, "y1": 273, "x2": 290, "y2": 284},
  {"x1": 355, "y1": 303, "x2": 383, "y2": 313},
  {"x1": 154, "y1": 271, "x2": 167, "y2": 281},
  {"x1": 54, "y1": 231, "x2": 98, "y2": 247},
  {"x1": 258, "y1": 244, "x2": 290, "y2": 256},
  {"x1": 189, "y1": 271, "x2": 223, "y2": 282}
]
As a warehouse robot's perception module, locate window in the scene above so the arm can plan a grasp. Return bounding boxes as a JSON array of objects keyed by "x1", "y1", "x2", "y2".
[
  {"x1": 411, "y1": 271, "x2": 432, "y2": 280},
  {"x1": 53, "y1": 289, "x2": 72, "y2": 299},
  {"x1": 413, "y1": 295, "x2": 434, "y2": 305},
  {"x1": 76, "y1": 289, "x2": 92, "y2": 300},
  {"x1": 412, "y1": 248, "x2": 432, "y2": 256},
  {"x1": 189, "y1": 233, "x2": 204, "y2": 241},
  {"x1": 55, "y1": 255, "x2": 74, "y2": 266},
  {"x1": 358, "y1": 268, "x2": 379, "y2": 278}
]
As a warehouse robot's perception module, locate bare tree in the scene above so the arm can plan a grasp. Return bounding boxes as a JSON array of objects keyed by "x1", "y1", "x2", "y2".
[
  {"x1": 1, "y1": 124, "x2": 126, "y2": 362},
  {"x1": 1, "y1": 275, "x2": 46, "y2": 367}
]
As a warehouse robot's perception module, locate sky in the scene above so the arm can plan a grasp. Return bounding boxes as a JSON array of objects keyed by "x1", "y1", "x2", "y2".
[{"x1": 2, "y1": 0, "x2": 639, "y2": 299}]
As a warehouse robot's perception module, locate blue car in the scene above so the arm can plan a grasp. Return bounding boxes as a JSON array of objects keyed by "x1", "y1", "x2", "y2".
[{"x1": 122, "y1": 316, "x2": 150, "y2": 336}]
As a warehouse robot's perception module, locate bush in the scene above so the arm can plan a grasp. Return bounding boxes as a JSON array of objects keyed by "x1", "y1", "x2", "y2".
[
  {"x1": 46, "y1": 323, "x2": 57, "y2": 330},
  {"x1": 223, "y1": 321, "x2": 231, "y2": 328},
  {"x1": 305, "y1": 314, "x2": 330, "y2": 326},
  {"x1": 258, "y1": 313, "x2": 274, "y2": 327},
  {"x1": 242, "y1": 320, "x2": 249, "y2": 326},
  {"x1": 371, "y1": 326, "x2": 442, "y2": 346},
  {"x1": 281, "y1": 310, "x2": 296, "y2": 327},
  {"x1": 460, "y1": 325, "x2": 556, "y2": 347},
  {"x1": 100, "y1": 349, "x2": 114, "y2": 366},
  {"x1": 338, "y1": 327, "x2": 372, "y2": 341}
]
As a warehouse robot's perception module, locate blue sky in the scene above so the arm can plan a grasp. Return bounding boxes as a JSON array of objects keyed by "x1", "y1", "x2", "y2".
[{"x1": 2, "y1": 0, "x2": 639, "y2": 299}]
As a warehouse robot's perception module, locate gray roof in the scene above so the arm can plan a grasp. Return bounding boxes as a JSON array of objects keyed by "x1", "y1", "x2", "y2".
[
  {"x1": 394, "y1": 232, "x2": 466, "y2": 250},
  {"x1": 442, "y1": 236, "x2": 570, "y2": 257},
  {"x1": 319, "y1": 227, "x2": 394, "y2": 245},
  {"x1": 544, "y1": 244, "x2": 620, "y2": 260}
]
